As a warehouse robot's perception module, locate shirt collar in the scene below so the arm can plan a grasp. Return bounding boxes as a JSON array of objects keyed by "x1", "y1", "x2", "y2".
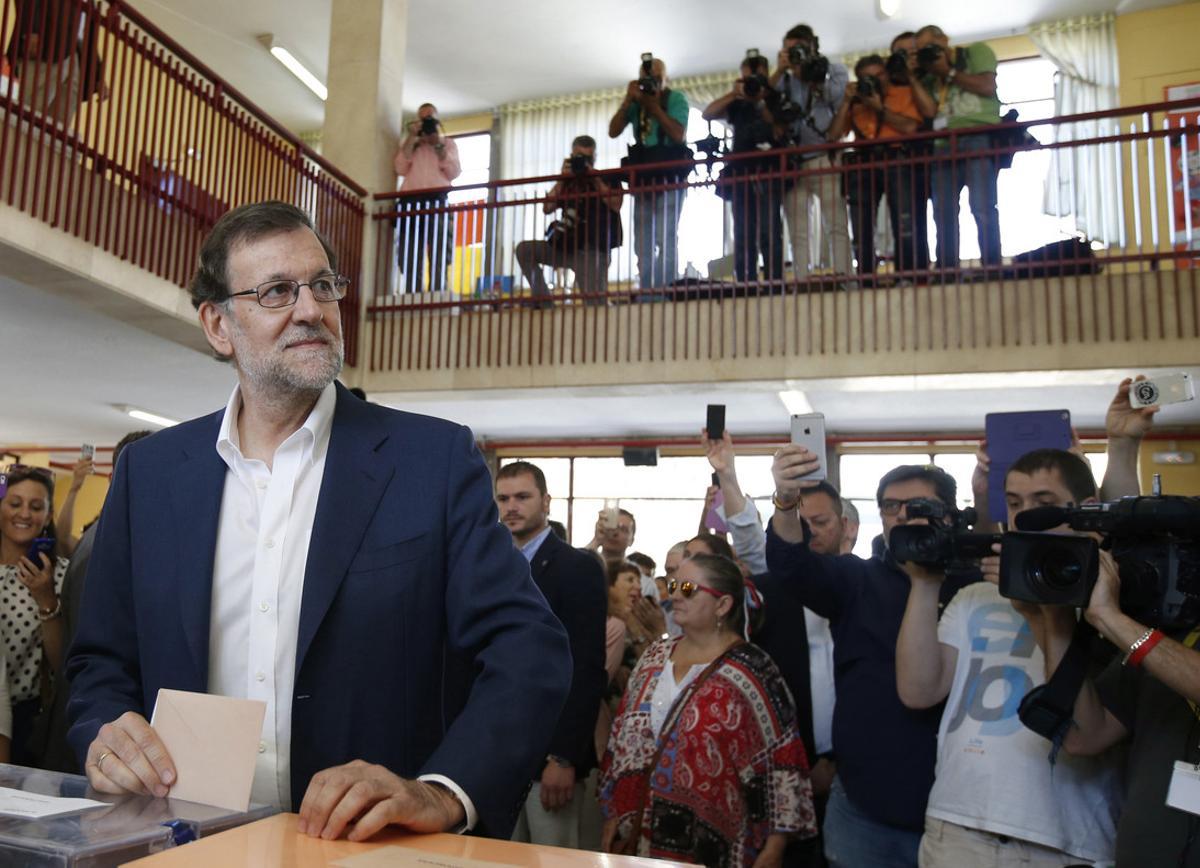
[
  {"x1": 519, "y1": 525, "x2": 553, "y2": 563},
  {"x1": 215, "y1": 381, "x2": 338, "y2": 469}
]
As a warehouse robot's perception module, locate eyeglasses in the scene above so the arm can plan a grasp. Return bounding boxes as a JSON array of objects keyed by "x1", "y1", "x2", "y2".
[
  {"x1": 667, "y1": 578, "x2": 727, "y2": 600},
  {"x1": 880, "y1": 497, "x2": 943, "y2": 517},
  {"x1": 227, "y1": 275, "x2": 350, "y2": 309}
]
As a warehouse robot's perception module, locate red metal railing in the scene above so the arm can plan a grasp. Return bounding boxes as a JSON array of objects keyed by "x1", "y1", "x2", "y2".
[
  {"x1": 0, "y1": 0, "x2": 367, "y2": 363},
  {"x1": 366, "y1": 97, "x2": 1200, "y2": 373}
]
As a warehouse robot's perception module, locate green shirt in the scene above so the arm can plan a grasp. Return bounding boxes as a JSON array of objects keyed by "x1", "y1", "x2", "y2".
[
  {"x1": 925, "y1": 42, "x2": 1001, "y2": 130},
  {"x1": 626, "y1": 88, "x2": 689, "y2": 146}
]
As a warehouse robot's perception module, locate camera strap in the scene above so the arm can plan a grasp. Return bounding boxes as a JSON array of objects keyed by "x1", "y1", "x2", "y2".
[{"x1": 1018, "y1": 616, "x2": 1097, "y2": 757}]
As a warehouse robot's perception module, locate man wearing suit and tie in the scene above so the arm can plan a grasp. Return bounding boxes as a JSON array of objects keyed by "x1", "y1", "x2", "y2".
[
  {"x1": 494, "y1": 461, "x2": 606, "y2": 848},
  {"x1": 65, "y1": 200, "x2": 571, "y2": 842}
]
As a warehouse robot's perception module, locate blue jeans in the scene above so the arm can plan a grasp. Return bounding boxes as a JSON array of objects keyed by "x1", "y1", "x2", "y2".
[
  {"x1": 930, "y1": 132, "x2": 1001, "y2": 267},
  {"x1": 633, "y1": 188, "x2": 684, "y2": 290},
  {"x1": 823, "y1": 777, "x2": 921, "y2": 868}
]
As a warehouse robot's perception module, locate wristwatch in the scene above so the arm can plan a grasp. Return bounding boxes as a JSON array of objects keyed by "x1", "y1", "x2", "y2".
[{"x1": 546, "y1": 754, "x2": 573, "y2": 768}]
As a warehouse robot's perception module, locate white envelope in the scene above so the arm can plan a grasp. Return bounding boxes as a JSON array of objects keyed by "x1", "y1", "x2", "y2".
[{"x1": 150, "y1": 689, "x2": 266, "y2": 812}]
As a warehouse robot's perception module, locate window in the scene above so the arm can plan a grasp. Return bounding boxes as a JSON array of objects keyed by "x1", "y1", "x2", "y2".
[{"x1": 447, "y1": 133, "x2": 491, "y2": 295}]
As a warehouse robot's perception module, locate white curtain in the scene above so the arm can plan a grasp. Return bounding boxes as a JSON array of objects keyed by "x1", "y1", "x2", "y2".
[{"x1": 1030, "y1": 14, "x2": 1122, "y2": 244}]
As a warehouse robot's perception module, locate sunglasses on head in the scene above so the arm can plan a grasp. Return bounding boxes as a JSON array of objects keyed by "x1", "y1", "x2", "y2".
[{"x1": 667, "y1": 578, "x2": 727, "y2": 600}]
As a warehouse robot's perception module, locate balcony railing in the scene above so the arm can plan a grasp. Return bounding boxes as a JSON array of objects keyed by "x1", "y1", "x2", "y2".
[
  {"x1": 366, "y1": 98, "x2": 1200, "y2": 378},
  {"x1": 0, "y1": 0, "x2": 367, "y2": 363}
]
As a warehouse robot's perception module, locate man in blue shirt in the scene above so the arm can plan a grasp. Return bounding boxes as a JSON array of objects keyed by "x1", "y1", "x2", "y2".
[
  {"x1": 609, "y1": 55, "x2": 690, "y2": 292},
  {"x1": 769, "y1": 25, "x2": 853, "y2": 282},
  {"x1": 767, "y1": 453, "x2": 974, "y2": 868}
]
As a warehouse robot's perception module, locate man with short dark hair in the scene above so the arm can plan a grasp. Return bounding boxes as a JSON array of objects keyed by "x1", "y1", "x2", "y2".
[
  {"x1": 393, "y1": 102, "x2": 461, "y2": 293},
  {"x1": 67, "y1": 200, "x2": 571, "y2": 841},
  {"x1": 516, "y1": 135, "x2": 623, "y2": 306},
  {"x1": 914, "y1": 25, "x2": 1003, "y2": 269},
  {"x1": 769, "y1": 454, "x2": 975, "y2": 868},
  {"x1": 495, "y1": 461, "x2": 606, "y2": 849},
  {"x1": 896, "y1": 444, "x2": 1128, "y2": 866}
]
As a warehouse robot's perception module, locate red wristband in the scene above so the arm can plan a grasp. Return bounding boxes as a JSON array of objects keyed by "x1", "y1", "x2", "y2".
[{"x1": 1127, "y1": 629, "x2": 1165, "y2": 668}]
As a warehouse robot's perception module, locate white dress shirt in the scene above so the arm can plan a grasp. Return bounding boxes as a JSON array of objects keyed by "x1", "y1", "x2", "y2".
[{"x1": 208, "y1": 382, "x2": 335, "y2": 810}]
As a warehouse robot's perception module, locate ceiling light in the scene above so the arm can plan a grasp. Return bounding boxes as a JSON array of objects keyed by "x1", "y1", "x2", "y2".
[
  {"x1": 257, "y1": 34, "x2": 327, "y2": 102},
  {"x1": 778, "y1": 390, "x2": 815, "y2": 416},
  {"x1": 877, "y1": 0, "x2": 901, "y2": 18},
  {"x1": 120, "y1": 406, "x2": 180, "y2": 429}
]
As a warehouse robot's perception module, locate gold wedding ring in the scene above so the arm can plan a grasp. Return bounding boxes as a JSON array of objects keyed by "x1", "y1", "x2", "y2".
[{"x1": 97, "y1": 751, "x2": 112, "y2": 773}]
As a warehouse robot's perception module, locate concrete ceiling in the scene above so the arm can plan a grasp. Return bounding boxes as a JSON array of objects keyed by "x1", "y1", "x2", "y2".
[
  {"x1": 3, "y1": 272, "x2": 1197, "y2": 451},
  {"x1": 132, "y1": 0, "x2": 1181, "y2": 134}
]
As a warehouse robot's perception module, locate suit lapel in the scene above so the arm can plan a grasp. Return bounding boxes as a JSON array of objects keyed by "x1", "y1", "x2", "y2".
[
  {"x1": 530, "y1": 532, "x2": 557, "y2": 586},
  {"x1": 295, "y1": 386, "x2": 393, "y2": 672},
  {"x1": 168, "y1": 414, "x2": 226, "y2": 685}
]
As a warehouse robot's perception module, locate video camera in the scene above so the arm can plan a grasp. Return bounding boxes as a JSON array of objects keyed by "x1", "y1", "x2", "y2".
[
  {"x1": 890, "y1": 499, "x2": 1001, "y2": 576},
  {"x1": 999, "y1": 492, "x2": 1200, "y2": 630},
  {"x1": 788, "y1": 42, "x2": 829, "y2": 85},
  {"x1": 638, "y1": 52, "x2": 659, "y2": 95}
]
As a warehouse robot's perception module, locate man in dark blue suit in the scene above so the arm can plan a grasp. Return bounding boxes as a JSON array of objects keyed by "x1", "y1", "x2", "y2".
[
  {"x1": 494, "y1": 461, "x2": 606, "y2": 847},
  {"x1": 65, "y1": 200, "x2": 571, "y2": 842}
]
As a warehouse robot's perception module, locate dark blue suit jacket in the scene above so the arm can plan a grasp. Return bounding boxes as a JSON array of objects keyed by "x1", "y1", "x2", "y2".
[
  {"x1": 65, "y1": 384, "x2": 571, "y2": 837},
  {"x1": 527, "y1": 532, "x2": 606, "y2": 775}
]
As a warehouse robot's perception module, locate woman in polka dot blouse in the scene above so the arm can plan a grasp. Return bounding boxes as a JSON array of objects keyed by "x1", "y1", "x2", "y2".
[{"x1": 0, "y1": 465, "x2": 70, "y2": 765}]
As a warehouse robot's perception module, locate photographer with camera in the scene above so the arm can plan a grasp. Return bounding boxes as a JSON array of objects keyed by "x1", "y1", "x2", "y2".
[
  {"x1": 913, "y1": 25, "x2": 1003, "y2": 271},
  {"x1": 703, "y1": 51, "x2": 786, "y2": 286},
  {"x1": 893, "y1": 440, "x2": 1131, "y2": 866},
  {"x1": 767, "y1": 24, "x2": 852, "y2": 283},
  {"x1": 393, "y1": 103, "x2": 461, "y2": 293},
  {"x1": 827, "y1": 54, "x2": 935, "y2": 283},
  {"x1": 608, "y1": 55, "x2": 690, "y2": 293},
  {"x1": 1023, "y1": 386, "x2": 1200, "y2": 866},
  {"x1": 515, "y1": 136, "x2": 623, "y2": 307},
  {"x1": 768, "y1": 452, "x2": 975, "y2": 868}
]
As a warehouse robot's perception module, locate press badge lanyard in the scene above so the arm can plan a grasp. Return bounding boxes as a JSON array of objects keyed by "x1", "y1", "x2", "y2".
[{"x1": 1166, "y1": 629, "x2": 1200, "y2": 818}]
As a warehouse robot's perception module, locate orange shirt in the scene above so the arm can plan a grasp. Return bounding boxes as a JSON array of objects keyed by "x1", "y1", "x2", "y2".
[{"x1": 850, "y1": 85, "x2": 922, "y2": 141}]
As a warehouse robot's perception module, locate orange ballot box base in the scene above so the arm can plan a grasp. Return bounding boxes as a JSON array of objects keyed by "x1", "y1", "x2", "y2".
[{"x1": 123, "y1": 813, "x2": 687, "y2": 867}]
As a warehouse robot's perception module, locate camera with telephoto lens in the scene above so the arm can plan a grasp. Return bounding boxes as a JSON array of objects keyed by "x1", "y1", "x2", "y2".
[
  {"x1": 856, "y1": 74, "x2": 883, "y2": 100},
  {"x1": 917, "y1": 43, "x2": 968, "y2": 75},
  {"x1": 741, "y1": 48, "x2": 769, "y2": 99},
  {"x1": 889, "y1": 499, "x2": 1002, "y2": 575},
  {"x1": 568, "y1": 154, "x2": 593, "y2": 175},
  {"x1": 999, "y1": 493, "x2": 1200, "y2": 630},
  {"x1": 420, "y1": 116, "x2": 439, "y2": 136},
  {"x1": 788, "y1": 43, "x2": 830, "y2": 85},
  {"x1": 638, "y1": 52, "x2": 659, "y2": 95},
  {"x1": 885, "y1": 50, "x2": 910, "y2": 83}
]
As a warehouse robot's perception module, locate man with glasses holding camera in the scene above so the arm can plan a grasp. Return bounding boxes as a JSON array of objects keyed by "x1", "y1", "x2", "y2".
[
  {"x1": 393, "y1": 103, "x2": 461, "y2": 294},
  {"x1": 66, "y1": 201, "x2": 571, "y2": 843},
  {"x1": 891, "y1": 381, "x2": 1156, "y2": 866},
  {"x1": 767, "y1": 454, "x2": 974, "y2": 867},
  {"x1": 914, "y1": 25, "x2": 1003, "y2": 271},
  {"x1": 769, "y1": 24, "x2": 852, "y2": 283},
  {"x1": 515, "y1": 135, "x2": 623, "y2": 307}
]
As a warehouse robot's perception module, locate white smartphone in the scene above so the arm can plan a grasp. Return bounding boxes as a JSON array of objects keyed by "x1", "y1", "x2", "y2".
[
  {"x1": 1129, "y1": 373, "x2": 1194, "y2": 409},
  {"x1": 81, "y1": 443, "x2": 95, "y2": 461},
  {"x1": 790, "y1": 413, "x2": 827, "y2": 482}
]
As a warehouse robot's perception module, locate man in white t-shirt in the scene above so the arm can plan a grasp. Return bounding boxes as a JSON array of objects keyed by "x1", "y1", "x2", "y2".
[{"x1": 893, "y1": 383, "x2": 1156, "y2": 868}]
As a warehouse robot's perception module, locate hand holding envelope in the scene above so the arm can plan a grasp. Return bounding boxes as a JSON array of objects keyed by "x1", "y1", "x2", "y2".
[{"x1": 84, "y1": 690, "x2": 266, "y2": 813}]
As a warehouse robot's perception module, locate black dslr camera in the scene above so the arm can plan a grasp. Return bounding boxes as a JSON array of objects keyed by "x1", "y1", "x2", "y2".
[
  {"x1": 917, "y1": 43, "x2": 968, "y2": 75},
  {"x1": 788, "y1": 43, "x2": 830, "y2": 85},
  {"x1": 568, "y1": 154, "x2": 593, "y2": 175},
  {"x1": 419, "y1": 115, "x2": 439, "y2": 136},
  {"x1": 890, "y1": 499, "x2": 1001, "y2": 576},
  {"x1": 885, "y1": 50, "x2": 910, "y2": 84},
  {"x1": 855, "y1": 73, "x2": 883, "y2": 100},
  {"x1": 999, "y1": 494, "x2": 1200, "y2": 630},
  {"x1": 741, "y1": 48, "x2": 769, "y2": 99},
  {"x1": 638, "y1": 52, "x2": 659, "y2": 95}
]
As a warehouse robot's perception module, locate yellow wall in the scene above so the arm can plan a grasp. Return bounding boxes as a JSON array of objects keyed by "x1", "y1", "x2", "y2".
[
  {"x1": 1140, "y1": 439, "x2": 1200, "y2": 496},
  {"x1": 1116, "y1": 3, "x2": 1200, "y2": 107}
]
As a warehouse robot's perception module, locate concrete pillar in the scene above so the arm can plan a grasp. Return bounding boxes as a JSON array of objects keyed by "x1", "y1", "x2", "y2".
[
  {"x1": 321, "y1": 0, "x2": 406, "y2": 380},
  {"x1": 321, "y1": 0, "x2": 406, "y2": 194}
]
